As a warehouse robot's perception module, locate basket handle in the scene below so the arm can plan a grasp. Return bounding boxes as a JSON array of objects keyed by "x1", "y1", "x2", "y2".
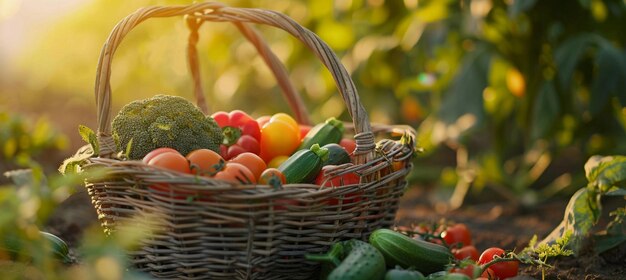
[{"x1": 95, "y1": 2, "x2": 375, "y2": 164}]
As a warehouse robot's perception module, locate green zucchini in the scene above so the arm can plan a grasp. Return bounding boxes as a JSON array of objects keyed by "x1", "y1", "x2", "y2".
[
  {"x1": 306, "y1": 239, "x2": 386, "y2": 280},
  {"x1": 278, "y1": 144, "x2": 329, "y2": 183},
  {"x1": 299, "y1": 117, "x2": 344, "y2": 150},
  {"x1": 369, "y1": 229, "x2": 452, "y2": 275},
  {"x1": 385, "y1": 267, "x2": 425, "y2": 280},
  {"x1": 1, "y1": 231, "x2": 72, "y2": 264},
  {"x1": 322, "y1": 143, "x2": 351, "y2": 166},
  {"x1": 426, "y1": 272, "x2": 471, "y2": 280}
]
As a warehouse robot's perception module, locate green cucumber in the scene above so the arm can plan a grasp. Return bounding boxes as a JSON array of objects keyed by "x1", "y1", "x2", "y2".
[
  {"x1": 306, "y1": 239, "x2": 386, "y2": 280},
  {"x1": 299, "y1": 117, "x2": 344, "y2": 150},
  {"x1": 322, "y1": 143, "x2": 351, "y2": 166},
  {"x1": 1, "y1": 231, "x2": 72, "y2": 264},
  {"x1": 385, "y1": 267, "x2": 425, "y2": 280},
  {"x1": 278, "y1": 144, "x2": 329, "y2": 183},
  {"x1": 369, "y1": 229, "x2": 453, "y2": 275}
]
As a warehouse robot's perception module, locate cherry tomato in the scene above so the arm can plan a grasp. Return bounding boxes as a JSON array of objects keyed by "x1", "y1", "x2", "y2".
[
  {"x1": 186, "y1": 149, "x2": 224, "y2": 176},
  {"x1": 229, "y1": 152, "x2": 267, "y2": 180},
  {"x1": 442, "y1": 223, "x2": 472, "y2": 247},
  {"x1": 478, "y1": 247, "x2": 519, "y2": 279},
  {"x1": 259, "y1": 168, "x2": 286, "y2": 187},
  {"x1": 143, "y1": 147, "x2": 178, "y2": 163},
  {"x1": 452, "y1": 245, "x2": 479, "y2": 261},
  {"x1": 213, "y1": 162, "x2": 256, "y2": 184},
  {"x1": 147, "y1": 151, "x2": 190, "y2": 174},
  {"x1": 259, "y1": 115, "x2": 300, "y2": 162},
  {"x1": 339, "y1": 138, "x2": 356, "y2": 155}
]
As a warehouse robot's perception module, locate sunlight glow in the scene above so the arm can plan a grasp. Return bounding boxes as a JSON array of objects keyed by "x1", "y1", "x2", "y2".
[{"x1": 0, "y1": 0, "x2": 21, "y2": 20}]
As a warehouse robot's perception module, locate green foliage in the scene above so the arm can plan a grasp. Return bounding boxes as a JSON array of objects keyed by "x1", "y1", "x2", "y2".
[
  {"x1": 112, "y1": 94, "x2": 223, "y2": 159},
  {"x1": 0, "y1": 112, "x2": 68, "y2": 170},
  {"x1": 540, "y1": 155, "x2": 626, "y2": 255}
]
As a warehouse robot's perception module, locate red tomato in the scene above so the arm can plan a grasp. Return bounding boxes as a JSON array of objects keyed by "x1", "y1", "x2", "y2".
[
  {"x1": 147, "y1": 151, "x2": 190, "y2": 174},
  {"x1": 452, "y1": 245, "x2": 479, "y2": 261},
  {"x1": 314, "y1": 165, "x2": 361, "y2": 206},
  {"x1": 229, "y1": 152, "x2": 267, "y2": 180},
  {"x1": 186, "y1": 149, "x2": 224, "y2": 176},
  {"x1": 339, "y1": 138, "x2": 356, "y2": 155},
  {"x1": 259, "y1": 115, "x2": 300, "y2": 162},
  {"x1": 142, "y1": 147, "x2": 179, "y2": 163},
  {"x1": 478, "y1": 247, "x2": 519, "y2": 279},
  {"x1": 442, "y1": 223, "x2": 472, "y2": 247},
  {"x1": 213, "y1": 162, "x2": 256, "y2": 184},
  {"x1": 256, "y1": 115, "x2": 271, "y2": 128}
]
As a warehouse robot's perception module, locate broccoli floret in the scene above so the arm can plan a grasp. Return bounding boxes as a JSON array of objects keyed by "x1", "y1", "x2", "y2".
[{"x1": 112, "y1": 94, "x2": 223, "y2": 160}]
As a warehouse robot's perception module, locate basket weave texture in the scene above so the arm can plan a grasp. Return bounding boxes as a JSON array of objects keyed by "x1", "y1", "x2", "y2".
[{"x1": 82, "y1": 2, "x2": 417, "y2": 279}]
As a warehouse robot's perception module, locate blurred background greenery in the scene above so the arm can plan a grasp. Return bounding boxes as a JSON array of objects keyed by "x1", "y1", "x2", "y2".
[
  {"x1": 0, "y1": 0, "x2": 625, "y2": 278},
  {"x1": 1, "y1": 0, "x2": 626, "y2": 206}
]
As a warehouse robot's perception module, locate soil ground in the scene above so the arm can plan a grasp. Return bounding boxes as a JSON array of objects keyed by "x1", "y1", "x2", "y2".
[{"x1": 42, "y1": 185, "x2": 625, "y2": 280}]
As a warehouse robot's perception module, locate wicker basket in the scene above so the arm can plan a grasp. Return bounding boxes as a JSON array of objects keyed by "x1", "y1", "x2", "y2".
[{"x1": 82, "y1": 2, "x2": 417, "y2": 279}]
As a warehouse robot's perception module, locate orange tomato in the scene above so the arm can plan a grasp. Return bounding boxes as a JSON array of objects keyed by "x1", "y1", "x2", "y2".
[
  {"x1": 147, "y1": 151, "x2": 191, "y2": 174},
  {"x1": 267, "y1": 155, "x2": 289, "y2": 168},
  {"x1": 143, "y1": 147, "x2": 178, "y2": 163},
  {"x1": 259, "y1": 168, "x2": 287, "y2": 186},
  {"x1": 270, "y1": 113, "x2": 299, "y2": 134},
  {"x1": 214, "y1": 162, "x2": 256, "y2": 184},
  {"x1": 259, "y1": 118, "x2": 300, "y2": 162},
  {"x1": 186, "y1": 149, "x2": 224, "y2": 176},
  {"x1": 229, "y1": 152, "x2": 267, "y2": 180}
]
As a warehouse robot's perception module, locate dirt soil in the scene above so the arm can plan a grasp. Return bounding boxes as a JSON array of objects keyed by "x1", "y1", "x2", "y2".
[{"x1": 44, "y1": 185, "x2": 625, "y2": 280}]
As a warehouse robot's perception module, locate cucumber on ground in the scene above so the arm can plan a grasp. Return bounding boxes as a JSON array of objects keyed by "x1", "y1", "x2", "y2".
[
  {"x1": 307, "y1": 239, "x2": 386, "y2": 280},
  {"x1": 369, "y1": 229, "x2": 453, "y2": 275}
]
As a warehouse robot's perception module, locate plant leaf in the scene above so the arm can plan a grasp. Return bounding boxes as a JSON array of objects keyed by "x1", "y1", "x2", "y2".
[
  {"x1": 539, "y1": 188, "x2": 599, "y2": 255},
  {"x1": 78, "y1": 125, "x2": 99, "y2": 155},
  {"x1": 531, "y1": 81, "x2": 560, "y2": 140},
  {"x1": 508, "y1": 0, "x2": 538, "y2": 18},
  {"x1": 554, "y1": 34, "x2": 599, "y2": 92},
  {"x1": 590, "y1": 44, "x2": 626, "y2": 115},
  {"x1": 585, "y1": 155, "x2": 626, "y2": 193}
]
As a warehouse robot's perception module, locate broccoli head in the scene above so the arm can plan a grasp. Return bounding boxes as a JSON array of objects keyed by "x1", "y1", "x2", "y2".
[{"x1": 112, "y1": 94, "x2": 223, "y2": 160}]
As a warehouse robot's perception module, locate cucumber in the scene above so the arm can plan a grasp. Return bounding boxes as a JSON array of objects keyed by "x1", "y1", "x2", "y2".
[
  {"x1": 278, "y1": 144, "x2": 329, "y2": 183},
  {"x1": 385, "y1": 267, "x2": 425, "y2": 280},
  {"x1": 322, "y1": 143, "x2": 351, "y2": 166},
  {"x1": 306, "y1": 239, "x2": 386, "y2": 280},
  {"x1": 369, "y1": 229, "x2": 453, "y2": 275},
  {"x1": 426, "y1": 272, "x2": 471, "y2": 280},
  {"x1": 1, "y1": 231, "x2": 72, "y2": 264},
  {"x1": 299, "y1": 117, "x2": 344, "y2": 150}
]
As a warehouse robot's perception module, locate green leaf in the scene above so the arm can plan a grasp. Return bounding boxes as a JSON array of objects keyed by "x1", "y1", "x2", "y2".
[
  {"x1": 539, "y1": 188, "x2": 599, "y2": 255},
  {"x1": 531, "y1": 81, "x2": 560, "y2": 139},
  {"x1": 590, "y1": 45, "x2": 626, "y2": 115},
  {"x1": 594, "y1": 207, "x2": 626, "y2": 254},
  {"x1": 78, "y1": 125, "x2": 99, "y2": 155},
  {"x1": 554, "y1": 34, "x2": 599, "y2": 92},
  {"x1": 508, "y1": 0, "x2": 538, "y2": 18},
  {"x1": 438, "y1": 45, "x2": 491, "y2": 126},
  {"x1": 585, "y1": 155, "x2": 626, "y2": 192},
  {"x1": 58, "y1": 145, "x2": 94, "y2": 175}
]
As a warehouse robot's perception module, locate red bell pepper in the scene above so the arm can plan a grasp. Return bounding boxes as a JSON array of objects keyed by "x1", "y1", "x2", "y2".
[{"x1": 211, "y1": 110, "x2": 261, "y2": 160}]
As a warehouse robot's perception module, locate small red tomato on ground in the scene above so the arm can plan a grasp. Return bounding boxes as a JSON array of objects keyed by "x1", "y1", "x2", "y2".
[
  {"x1": 478, "y1": 247, "x2": 519, "y2": 279},
  {"x1": 442, "y1": 223, "x2": 472, "y2": 247},
  {"x1": 452, "y1": 245, "x2": 479, "y2": 261}
]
